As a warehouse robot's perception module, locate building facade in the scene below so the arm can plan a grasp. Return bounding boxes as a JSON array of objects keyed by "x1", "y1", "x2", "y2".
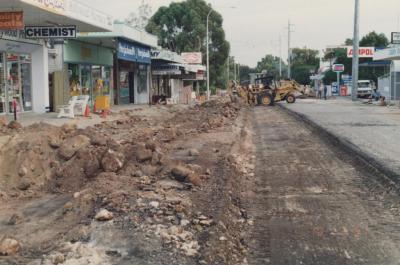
[{"x1": 0, "y1": 0, "x2": 113, "y2": 114}]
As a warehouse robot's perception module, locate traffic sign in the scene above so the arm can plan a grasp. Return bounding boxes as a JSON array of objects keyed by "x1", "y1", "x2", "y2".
[{"x1": 392, "y1": 32, "x2": 400, "y2": 44}]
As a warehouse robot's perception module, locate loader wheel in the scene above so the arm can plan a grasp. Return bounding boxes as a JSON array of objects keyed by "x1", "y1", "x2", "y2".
[
  {"x1": 286, "y1": 94, "x2": 296, "y2": 104},
  {"x1": 261, "y1": 95, "x2": 272, "y2": 106}
]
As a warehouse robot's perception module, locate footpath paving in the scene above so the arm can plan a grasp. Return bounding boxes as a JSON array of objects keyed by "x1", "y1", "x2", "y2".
[{"x1": 282, "y1": 97, "x2": 400, "y2": 182}]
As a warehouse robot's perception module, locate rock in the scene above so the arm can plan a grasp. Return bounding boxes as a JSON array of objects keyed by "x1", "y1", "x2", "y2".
[
  {"x1": 17, "y1": 181, "x2": 31, "y2": 191},
  {"x1": 8, "y1": 121, "x2": 22, "y2": 130},
  {"x1": 101, "y1": 150, "x2": 125, "y2": 172},
  {"x1": 58, "y1": 135, "x2": 91, "y2": 160},
  {"x1": 171, "y1": 166, "x2": 192, "y2": 182},
  {"x1": 145, "y1": 142, "x2": 157, "y2": 151},
  {"x1": 136, "y1": 148, "x2": 153, "y2": 162},
  {"x1": 84, "y1": 156, "x2": 100, "y2": 177},
  {"x1": 140, "y1": 165, "x2": 159, "y2": 176},
  {"x1": 188, "y1": 148, "x2": 200, "y2": 157},
  {"x1": 149, "y1": 201, "x2": 160, "y2": 208},
  {"x1": 50, "y1": 252, "x2": 65, "y2": 264},
  {"x1": 132, "y1": 170, "x2": 143, "y2": 178},
  {"x1": 90, "y1": 134, "x2": 108, "y2": 146},
  {"x1": 180, "y1": 219, "x2": 190, "y2": 227},
  {"x1": 48, "y1": 137, "x2": 62, "y2": 148},
  {"x1": 18, "y1": 165, "x2": 28, "y2": 177},
  {"x1": 0, "y1": 238, "x2": 21, "y2": 256},
  {"x1": 95, "y1": 209, "x2": 113, "y2": 221},
  {"x1": 156, "y1": 179, "x2": 184, "y2": 190},
  {"x1": 61, "y1": 123, "x2": 77, "y2": 134},
  {"x1": 187, "y1": 173, "x2": 201, "y2": 186},
  {"x1": 7, "y1": 214, "x2": 23, "y2": 225}
]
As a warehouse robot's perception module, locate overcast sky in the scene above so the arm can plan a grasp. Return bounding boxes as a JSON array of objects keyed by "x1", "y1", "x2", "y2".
[{"x1": 86, "y1": 0, "x2": 400, "y2": 67}]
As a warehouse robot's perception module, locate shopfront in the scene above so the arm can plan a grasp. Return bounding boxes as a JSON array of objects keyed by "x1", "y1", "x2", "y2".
[
  {"x1": 115, "y1": 38, "x2": 151, "y2": 105},
  {"x1": 0, "y1": 36, "x2": 48, "y2": 114},
  {"x1": 62, "y1": 40, "x2": 113, "y2": 107}
]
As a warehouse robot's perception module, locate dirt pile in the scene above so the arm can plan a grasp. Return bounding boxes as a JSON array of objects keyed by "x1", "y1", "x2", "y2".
[{"x1": 0, "y1": 98, "x2": 245, "y2": 264}]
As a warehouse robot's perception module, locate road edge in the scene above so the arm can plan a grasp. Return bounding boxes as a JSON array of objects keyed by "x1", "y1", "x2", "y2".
[{"x1": 279, "y1": 103, "x2": 400, "y2": 190}]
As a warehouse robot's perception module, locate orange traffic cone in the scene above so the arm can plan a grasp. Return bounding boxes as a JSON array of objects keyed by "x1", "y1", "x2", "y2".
[{"x1": 84, "y1": 105, "x2": 90, "y2": 117}]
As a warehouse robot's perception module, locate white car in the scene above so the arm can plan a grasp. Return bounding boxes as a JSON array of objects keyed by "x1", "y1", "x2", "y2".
[{"x1": 357, "y1": 80, "x2": 373, "y2": 98}]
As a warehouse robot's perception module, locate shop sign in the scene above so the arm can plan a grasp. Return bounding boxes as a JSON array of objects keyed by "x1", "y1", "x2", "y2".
[
  {"x1": 347, "y1": 47, "x2": 375, "y2": 58},
  {"x1": 333, "y1": 64, "x2": 344, "y2": 73},
  {"x1": 0, "y1": 29, "x2": 26, "y2": 39},
  {"x1": 182, "y1": 52, "x2": 202, "y2": 64},
  {"x1": 0, "y1": 12, "x2": 24, "y2": 30},
  {"x1": 25, "y1": 26, "x2": 76, "y2": 39},
  {"x1": 392, "y1": 32, "x2": 400, "y2": 45},
  {"x1": 21, "y1": 0, "x2": 65, "y2": 14},
  {"x1": 118, "y1": 39, "x2": 151, "y2": 64},
  {"x1": 151, "y1": 49, "x2": 183, "y2": 63}
]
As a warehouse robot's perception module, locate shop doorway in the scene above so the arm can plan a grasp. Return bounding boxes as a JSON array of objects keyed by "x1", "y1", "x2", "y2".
[
  {"x1": 0, "y1": 52, "x2": 32, "y2": 115},
  {"x1": 129, "y1": 72, "x2": 135, "y2": 104}
]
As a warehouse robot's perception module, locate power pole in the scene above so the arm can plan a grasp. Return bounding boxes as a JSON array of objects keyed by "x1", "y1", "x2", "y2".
[
  {"x1": 227, "y1": 55, "x2": 230, "y2": 84},
  {"x1": 287, "y1": 20, "x2": 294, "y2": 79},
  {"x1": 351, "y1": 0, "x2": 360, "y2": 101},
  {"x1": 279, "y1": 35, "x2": 282, "y2": 77},
  {"x1": 234, "y1": 62, "x2": 237, "y2": 81},
  {"x1": 237, "y1": 63, "x2": 240, "y2": 83}
]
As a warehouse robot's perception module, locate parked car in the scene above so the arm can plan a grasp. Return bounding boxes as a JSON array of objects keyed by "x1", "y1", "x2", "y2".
[{"x1": 357, "y1": 80, "x2": 374, "y2": 98}]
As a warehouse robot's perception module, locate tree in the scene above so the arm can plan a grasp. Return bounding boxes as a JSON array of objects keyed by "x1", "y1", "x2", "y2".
[
  {"x1": 146, "y1": 0, "x2": 230, "y2": 89},
  {"x1": 255, "y1": 54, "x2": 286, "y2": 78},
  {"x1": 291, "y1": 47, "x2": 319, "y2": 85},
  {"x1": 360, "y1": 31, "x2": 388, "y2": 48},
  {"x1": 125, "y1": 0, "x2": 152, "y2": 31}
]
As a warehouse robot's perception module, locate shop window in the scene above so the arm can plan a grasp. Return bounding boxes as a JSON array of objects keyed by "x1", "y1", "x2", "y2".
[
  {"x1": 68, "y1": 64, "x2": 80, "y2": 96},
  {"x1": 137, "y1": 64, "x2": 148, "y2": 94}
]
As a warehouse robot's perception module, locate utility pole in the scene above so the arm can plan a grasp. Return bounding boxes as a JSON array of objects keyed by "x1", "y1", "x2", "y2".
[
  {"x1": 351, "y1": 0, "x2": 360, "y2": 101},
  {"x1": 279, "y1": 35, "x2": 282, "y2": 77},
  {"x1": 227, "y1": 56, "x2": 230, "y2": 83},
  {"x1": 206, "y1": 9, "x2": 212, "y2": 100},
  {"x1": 237, "y1": 63, "x2": 240, "y2": 83},
  {"x1": 287, "y1": 20, "x2": 294, "y2": 79},
  {"x1": 233, "y1": 62, "x2": 237, "y2": 81}
]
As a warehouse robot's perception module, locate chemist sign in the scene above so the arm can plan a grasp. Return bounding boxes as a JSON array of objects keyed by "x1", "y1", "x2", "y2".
[
  {"x1": 25, "y1": 26, "x2": 76, "y2": 39},
  {"x1": 347, "y1": 46, "x2": 375, "y2": 58}
]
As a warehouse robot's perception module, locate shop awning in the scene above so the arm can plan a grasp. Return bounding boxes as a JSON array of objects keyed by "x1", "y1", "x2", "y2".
[
  {"x1": 359, "y1": 60, "x2": 391, "y2": 67},
  {"x1": 152, "y1": 63, "x2": 184, "y2": 76},
  {"x1": 0, "y1": 0, "x2": 113, "y2": 32}
]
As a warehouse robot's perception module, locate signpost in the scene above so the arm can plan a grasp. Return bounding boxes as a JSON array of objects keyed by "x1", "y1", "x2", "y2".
[
  {"x1": 25, "y1": 26, "x2": 76, "y2": 39},
  {"x1": 333, "y1": 64, "x2": 344, "y2": 95},
  {"x1": 392, "y1": 32, "x2": 400, "y2": 45}
]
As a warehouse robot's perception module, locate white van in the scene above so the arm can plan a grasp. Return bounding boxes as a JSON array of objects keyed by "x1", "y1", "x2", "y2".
[{"x1": 357, "y1": 80, "x2": 374, "y2": 98}]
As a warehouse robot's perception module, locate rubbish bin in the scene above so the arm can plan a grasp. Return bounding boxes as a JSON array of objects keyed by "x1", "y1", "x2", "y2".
[{"x1": 340, "y1": 86, "x2": 348, "y2": 96}]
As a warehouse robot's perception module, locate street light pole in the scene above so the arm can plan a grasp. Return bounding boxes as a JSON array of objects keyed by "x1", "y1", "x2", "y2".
[
  {"x1": 352, "y1": 0, "x2": 360, "y2": 101},
  {"x1": 206, "y1": 9, "x2": 212, "y2": 101}
]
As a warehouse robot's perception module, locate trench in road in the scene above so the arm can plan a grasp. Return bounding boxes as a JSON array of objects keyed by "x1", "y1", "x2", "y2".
[{"x1": 244, "y1": 106, "x2": 400, "y2": 265}]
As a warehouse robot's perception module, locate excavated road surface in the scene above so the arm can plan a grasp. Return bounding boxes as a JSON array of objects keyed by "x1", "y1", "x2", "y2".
[{"x1": 245, "y1": 106, "x2": 400, "y2": 265}]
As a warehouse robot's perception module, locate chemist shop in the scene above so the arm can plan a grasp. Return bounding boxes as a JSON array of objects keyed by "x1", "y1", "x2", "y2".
[
  {"x1": 0, "y1": 32, "x2": 48, "y2": 114},
  {"x1": 115, "y1": 38, "x2": 151, "y2": 105},
  {"x1": 63, "y1": 40, "x2": 114, "y2": 107}
]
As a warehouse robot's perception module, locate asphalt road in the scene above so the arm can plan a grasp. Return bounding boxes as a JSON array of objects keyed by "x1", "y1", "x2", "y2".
[{"x1": 245, "y1": 106, "x2": 400, "y2": 265}]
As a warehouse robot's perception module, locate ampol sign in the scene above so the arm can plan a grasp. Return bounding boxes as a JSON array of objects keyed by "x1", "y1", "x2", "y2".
[{"x1": 347, "y1": 47, "x2": 375, "y2": 58}]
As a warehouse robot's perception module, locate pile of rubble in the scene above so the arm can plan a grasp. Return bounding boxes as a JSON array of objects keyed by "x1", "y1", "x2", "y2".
[{"x1": 0, "y1": 99, "x2": 245, "y2": 264}]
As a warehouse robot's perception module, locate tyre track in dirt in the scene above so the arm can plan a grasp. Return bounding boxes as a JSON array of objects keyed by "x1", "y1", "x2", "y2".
[{"x1": 244, "y1": 106, "x2": 400, "y2": 265}]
